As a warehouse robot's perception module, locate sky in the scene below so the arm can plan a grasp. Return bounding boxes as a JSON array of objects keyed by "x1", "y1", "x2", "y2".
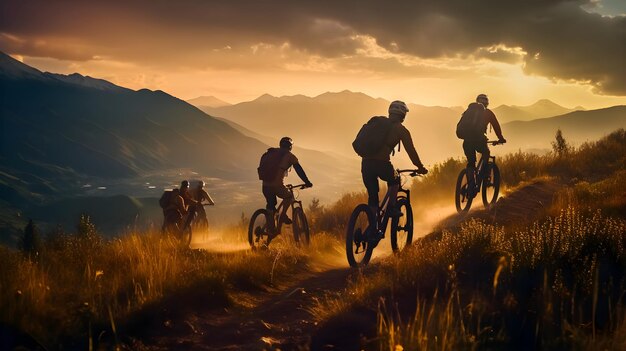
[{"x1": 1, "y1": 0, "x2": 625, "y2": 108}]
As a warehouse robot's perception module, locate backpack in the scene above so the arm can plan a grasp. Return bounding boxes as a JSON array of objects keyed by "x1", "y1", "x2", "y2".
[
  {"x1": 456, "y1": 102, "x2": 486, "y2": 139},
  {"x1": 352, "y1": 116, "x2": 395, "y2": 157},
  {"x1": 159, "y1": 190, "x2": 173, "y2": 209},
  {"x1": 258, "y1": 148, "x2": 288, "y2": 181}
]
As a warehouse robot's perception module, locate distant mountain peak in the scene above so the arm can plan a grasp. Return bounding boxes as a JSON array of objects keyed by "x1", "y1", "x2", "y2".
[
  {"x1": 186, "y1": 95, "x2": 231, "y2": 108},
  {"x1": 254, "y1": 93, "x2": 277, "y2": 102},
  {"x1": 529, "y1": 99, "x2": 565, "y2": 108}
]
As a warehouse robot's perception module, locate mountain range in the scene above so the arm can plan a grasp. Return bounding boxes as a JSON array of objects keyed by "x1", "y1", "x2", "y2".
[{"x1": 196, "y1": 92, "x2": 624, "y2": 165}]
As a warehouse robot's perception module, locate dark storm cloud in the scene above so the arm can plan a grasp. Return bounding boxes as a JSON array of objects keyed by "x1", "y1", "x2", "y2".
[{"x1": 1, "y1": 0, "x2": 624, "y2": 94}]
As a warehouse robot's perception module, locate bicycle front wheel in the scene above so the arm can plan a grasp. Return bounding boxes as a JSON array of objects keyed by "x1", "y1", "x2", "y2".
[
  {"x1": 292, "y1": 207, "x2": 310, "y2": 246},
  {"x1": 391, "y1": 198, "x2": 413, "y2": 253},
  {"x1": 455, "y1": 169, "x2": 473, "y2": 213},
  {"x1": 248, "y1": 209, "x2": 271, "y2": 250},
  {"x1": 482, "y1": 163, "x2": 501, "y2": 209},
  {"x1": 346, "y1": 204, "x2": 375, "y2": 267},
  {"x1": 180, "y1": 225, "x2": 192, "y2": 248}
]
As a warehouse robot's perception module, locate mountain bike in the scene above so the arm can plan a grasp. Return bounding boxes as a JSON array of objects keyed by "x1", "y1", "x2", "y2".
[
  {"x1": 455, "y1": 140, "x2": 504, "y2": 213},
  {"x1": 346, "y1": 169, "x2": 422, "y2": 267},
  {"x1": 248, "y1": 184, "x2": 311, "y2": 249},
  {"x1": 164, "y1": 203, "x2": 213, "y2": 248}
]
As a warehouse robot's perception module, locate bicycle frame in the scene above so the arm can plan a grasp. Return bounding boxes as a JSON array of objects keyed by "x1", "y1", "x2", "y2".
[
  {"x1": 468, "y1": 141, "x2": 500, "y2": 194},
  {"x1": 377, "y1": 184, "x2": 411, "y2": 233},
  {"x1": 272, "y1": 184, "x2": 307, "y2": 234}
]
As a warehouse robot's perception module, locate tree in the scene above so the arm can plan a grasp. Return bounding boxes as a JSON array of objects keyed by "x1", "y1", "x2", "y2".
[{"x1": 552, "y1": 129, "x2": 571, "y2": 157}]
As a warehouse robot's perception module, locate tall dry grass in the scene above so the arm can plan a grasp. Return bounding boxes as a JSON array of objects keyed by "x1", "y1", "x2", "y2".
[{"x1": 0, "y1": 226, "x2": 311, "y2": 349}]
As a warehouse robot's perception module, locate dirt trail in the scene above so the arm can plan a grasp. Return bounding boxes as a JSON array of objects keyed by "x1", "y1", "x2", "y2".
[{"x1": 134, "y1": 179, "x2": 563, "y2": 350}]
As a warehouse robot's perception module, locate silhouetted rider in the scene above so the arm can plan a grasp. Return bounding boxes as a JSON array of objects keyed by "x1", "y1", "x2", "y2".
[
  {"x1": 261, "y1": 137, "x2": 312, "y2": 231},
  {"x1": 361, "y1": 100, "x2": 428, "y2": 218},
  {"x1": 463, "y1": 94, "x2": 506, "y2": 171}
]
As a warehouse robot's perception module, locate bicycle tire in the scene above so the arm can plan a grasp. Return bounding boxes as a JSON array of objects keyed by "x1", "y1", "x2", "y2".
[
  {"x1": 390, "y1": 197, "x2": 413, "y2": 253},
  {"x1": 346, "y1": 204, "x2": 375, "y2": 267},
  {"x1": 455, "y1": 169, "x2": 473, "y2": 213},
  {"x1": 180, "y1": 225, "x2": 192, "y2": 248},
  {"x1": 248, "y1": 209, "x2": 271, "y2": 250},
  {"x1": 481, "y1": 163, "x2": 501, "y2": 209},
  {"x1": 292, "y1": 207, "x2": 310, "y2": 246}
]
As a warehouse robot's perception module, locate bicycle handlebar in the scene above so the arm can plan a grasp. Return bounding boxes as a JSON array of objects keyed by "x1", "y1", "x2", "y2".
[
  {"x1": 286, "y1": 183, "x2": 311, "y2": 190},
  {"x1": 397, "y1": 169, "x2": 426, "y2": 177},
  {"x1": 487, "y1": 140, "x2": 506, "y2": 146}
]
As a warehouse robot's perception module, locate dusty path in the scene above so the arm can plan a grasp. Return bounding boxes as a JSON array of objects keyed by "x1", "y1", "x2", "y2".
[
  {"x1": 131, "y1": 179, "x2": 563, "y2": 350},
  {"x1": 134, "y1": 264, "x2": 355, "y2": 350}
]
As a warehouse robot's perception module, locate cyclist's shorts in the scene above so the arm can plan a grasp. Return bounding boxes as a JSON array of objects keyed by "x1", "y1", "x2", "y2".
[{"x1": 361, "y1": 159, "x2": 399, "y2": 186}]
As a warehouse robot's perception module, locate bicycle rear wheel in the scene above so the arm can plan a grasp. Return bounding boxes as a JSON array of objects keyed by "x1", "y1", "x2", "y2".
[
  {"x1": 455, "y1": 169, "x2": 474, "y2": 213},
  {"x1": 292, "y1": 207, "x2": 310, "y2": 246},
  {"x1": 391, "y1": 198, "x2": 413, "y2": 253},
  {"x1": 346, "y1": 204, "x2": 375, "y2": 267},
  {"x1": 248, "y1": 209, "x2": 271, "y2": 250},
  {"x1": 481, "y1": 163, "x2": 500, "y2": 209}
]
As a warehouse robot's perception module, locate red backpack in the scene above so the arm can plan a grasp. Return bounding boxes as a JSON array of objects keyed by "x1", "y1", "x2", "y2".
[{"x1": 257, "y1": 148, "x2": 287, "y2": 181}]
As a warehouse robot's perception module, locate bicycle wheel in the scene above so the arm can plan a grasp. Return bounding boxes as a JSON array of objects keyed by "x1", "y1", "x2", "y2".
[
  {"x1": 346, "y1": 204, "x2": 375, "y2": 267},
  {"x1": 180, "y1": 225, "x2": 192, "y2": 248},
  {"x1": 248, "y1": 209, "x2": 271, "y2": 249},
  {"x1": 455, "y1": 169, "x2": 474, "y2": 213},
  {"x1": 292, "y1": 207, "x2": 310, "y2": 246},
  {"x1": 481, "y1": 163, "x2": 501, "y2": 209},
  {"x1": 390, "y1": 198, "x2": 413, "y2": 253}
]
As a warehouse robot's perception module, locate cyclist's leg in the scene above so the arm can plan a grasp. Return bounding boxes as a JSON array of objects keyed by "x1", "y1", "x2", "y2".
[
  {"x1": 463, "y1": 139, "x2": 479, "y2": 190},
  {"x1": 262, "y1": 185, "x2": 278, "y2": 231},
  {"x1": 361, "y1": 159, "x2": 380, "y2": 217},
  {"x1": 275, "y1": 185, "x2": 294, "y2": 225},
  {"x1": 379, "y1": 162, "x2": 400, "y2": 214},
  {"x1": 475, "y1": 138, "x2": 491, "y2": 179}
]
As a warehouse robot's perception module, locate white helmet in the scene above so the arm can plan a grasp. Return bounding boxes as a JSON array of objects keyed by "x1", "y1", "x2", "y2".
[{"x1": 389, "y1": 100, "x2": 409, "y2": 116}]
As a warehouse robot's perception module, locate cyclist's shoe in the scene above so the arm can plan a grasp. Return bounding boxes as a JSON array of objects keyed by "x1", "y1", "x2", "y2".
[
  {"x1": 388, "y1": 206, "x2": 404, "y2": 218},
  {"x1": 279, "y1": 214, "x2": 292, "y2": 225}
]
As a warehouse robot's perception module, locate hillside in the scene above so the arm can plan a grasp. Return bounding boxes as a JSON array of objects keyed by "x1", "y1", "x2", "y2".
[
  {"x1": 501, "y1": 106, "x2": 626, "y2": 151},
  {"x1": 202, "y1": 92, "x2": 623, "y2": 166},
  {"x1": 0, "y1": 52, "x2": 267, "y2": 182},
  {"x1": 201, "y1": 91, "x2": 463, "y2": 164},
  {"x1": 493, "y1": 99, "x2": 577, "y2": 123}
]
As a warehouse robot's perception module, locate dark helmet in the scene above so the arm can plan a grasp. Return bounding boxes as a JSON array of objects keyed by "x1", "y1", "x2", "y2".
[
  {"x1": 181, "y1": 180, "x2": 189, "y2": 188},
  {"x1": 279, "y1": 137, "x2": 293, "y2": 150},
  {"x1": 476, "y1": 94, "x2": 489, "y2": 107}
]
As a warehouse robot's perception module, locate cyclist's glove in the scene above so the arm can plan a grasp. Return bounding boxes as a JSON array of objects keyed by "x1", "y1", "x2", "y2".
[
  {"x1": 416, "y1": 165, "x2": 428, "y2": 175},
  {"x1": 304, "y1": 181, "x2": 313, "y2": 188},
  {"x1": 498, "y1": 138, "x2": 507, "y2": 144}
]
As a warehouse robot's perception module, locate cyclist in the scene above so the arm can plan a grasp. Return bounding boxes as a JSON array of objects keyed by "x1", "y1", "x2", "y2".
[
  {"x1": 191, "y1": 180, "x2": 215, "y2": 227},
  {"x1": 162, "y1": 188, "x2": 187, "y2": 232},
  {"x1": 462, "y1": 94, "x2": 507, "y2": 190},
  {"x1": 260, "y1": 137, "x2": 312, "y2": 233},
  {"x1": 361, "y1": 100, "x2": 428, "y2": 219}
]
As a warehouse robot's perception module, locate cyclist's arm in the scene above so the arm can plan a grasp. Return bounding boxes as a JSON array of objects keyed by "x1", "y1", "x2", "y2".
[
  {"x1": 293, "y1": 163, "x2": 311, "y2": 184},
  {"x1": 202, "y1": 189, "x2": 215, "y2": 205},
  {"x1": 399, "y1": 126, "x2": 424, "y2": 168},
  {"x1": 176, "y1": 196, "x2": 188, "y2": 215},
  {"x1": 486, "y1": 109, "x2": 504, "y2": 140}
]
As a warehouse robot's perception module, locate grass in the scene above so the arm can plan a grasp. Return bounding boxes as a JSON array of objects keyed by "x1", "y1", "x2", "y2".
[
  {"x1": 311, "y1": 128, "x2": 626, "y2": 350},
  {"x1": 0, "y1": 226, "x2": 313, "y2": 349}
]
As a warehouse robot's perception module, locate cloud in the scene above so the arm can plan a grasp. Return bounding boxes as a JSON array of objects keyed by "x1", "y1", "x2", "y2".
[{"x1": 0, "y1": 0, "x2": 624, "y2": 94}]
